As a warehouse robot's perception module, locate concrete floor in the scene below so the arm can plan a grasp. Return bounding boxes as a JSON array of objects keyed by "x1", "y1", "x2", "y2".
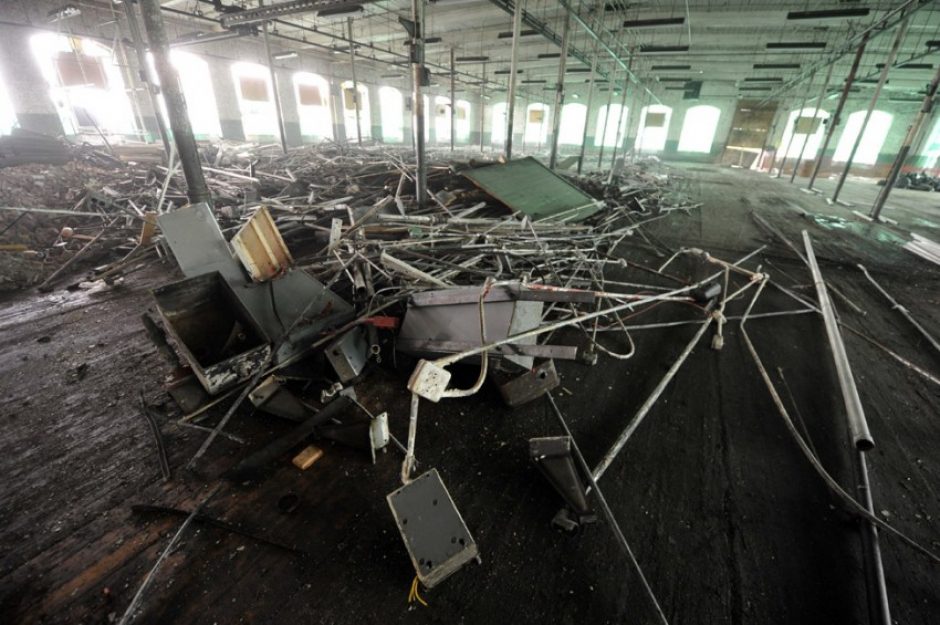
[{"x1": 0, "y1": 163, "x2": 938, "y2": 625}]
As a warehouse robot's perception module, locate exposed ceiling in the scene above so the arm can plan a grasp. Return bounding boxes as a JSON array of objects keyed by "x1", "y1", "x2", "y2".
[{"x1": 57, "y1": 1, "x2": 940, "y2": 102}]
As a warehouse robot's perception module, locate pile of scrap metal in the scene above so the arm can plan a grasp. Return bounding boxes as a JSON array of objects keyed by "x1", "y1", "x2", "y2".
[
  {"x1": 133, "y1": 145, "x2": 713, "y2": 592},
  {"x1": 878, "y1": 170, "x2": 940, "y2": 191}
]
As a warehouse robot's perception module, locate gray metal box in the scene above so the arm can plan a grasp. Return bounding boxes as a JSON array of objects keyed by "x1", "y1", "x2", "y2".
[{"x1": 387, "y1": 469, "x2": 479, "y2": 589}]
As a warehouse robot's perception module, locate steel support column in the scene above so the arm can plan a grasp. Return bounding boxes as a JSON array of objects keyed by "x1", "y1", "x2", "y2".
[
  {"x1": 807, "y1": 35, "x2": 868, "y2": 191},
  {"x1": 871, "y1": 62, "x2": 940, "y2": 219},
  {"x1": 505, "y1": 0, "x2": 524, "y2": 159},
  {"x1": 790, "y1": 63, "x2": 833, "y2": 183},
  {"x1": 775, "y1": 73, "x2": 813, "y2": 179},
  {"x1": 548, "y1": 11, "x2": 571, "y2": 169},
  {"x1": 607, "y1": 53, "x2": 633, "y2": 176},
  {"x1": 577, "y1": 39, "x2": 600, "y2": 174},
  {"x1": 831, "y1": 16, "x2": 909, "y2": 204},
  {"x1": 348, "y1": 17, "x2": 363, "y2": 145},
  {"x1": 138, "y1": 0, "x2": 210, "y2": 205},
  {"x1": 263, "y1": 21, "x2": 288, "y2": 153},
  {"x1": 596, "y1": 69, "x2": 617, "y2": 168},
  {"x1": 122, "y1": 0, "x2": 171, "y2": 157},
  {"x1": 409, "y1": 0, "x2": 427, "y2": 208},
  {"x1": 480, "y1": 63, "x2": 487, "y2": 152},
  {"x1": 450, "y1": 48, "x2": 456, "y2": 152}
]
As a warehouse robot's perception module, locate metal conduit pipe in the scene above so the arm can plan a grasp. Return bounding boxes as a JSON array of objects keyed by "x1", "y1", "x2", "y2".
[
  {"x1": 548, "y1": 11, "x2": 571, "y2": 169},
  {"x1": 802, "y1": 231, "x2": 874, "y2": 450},
  {"x1": 504, "y1": 0, "x2": 524, "y2": 160}
]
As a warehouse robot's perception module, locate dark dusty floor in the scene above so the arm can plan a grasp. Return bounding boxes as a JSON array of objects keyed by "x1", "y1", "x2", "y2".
[{"x1": 1, "y1": 163, "x2": 939, "y2": 625}]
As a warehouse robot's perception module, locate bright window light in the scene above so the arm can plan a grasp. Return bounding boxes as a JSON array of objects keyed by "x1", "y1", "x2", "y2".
[
  {"x1": 594, "y1": 103, "x2": 628, "y2": 147},
  {"x1": 491, "y1": 101, "x2": 507, "y2": 145},
  {"x1": 341, "y1": 80, "x2": 371, "y2": 141},
  {"x1": 148, "y1": 50, "x2": 222, "y2": 138},
  {"x1": 677, "y1": 105, "x2": 721, "y2": 153},
  {"x1": 294, "y1": 72, "x2": 333, "y2": 140},
  {"x1": 558, "y1": 102, "x2": 586, "y2": 145},
  {"x1": 30, "y1": 33, "x2": 136, "y2": 137},
  {"x1": 0, "y1": 68, "x2": 16, "y2": 135},
  {"x1": 832, "y1": 110, "x2": 892, "y2": 165},
  {"x1": 524, "y1": 103, "x2": 550, "y2": 147},
  {"x1": 434, "y1": 96, "x2": 452, "y2": 144},
  {"x1": 378, "y1": 86, "x2": 403, "y2": 143},
  {"x1": 921, "y1": 118, "x2": 940, "y2": 163},
  {"x1": 778, "y1": 107, "x2": 830, "y2": 160},
  {"x1": 231, "y1": 62, "x2": 278, "y2": 138},
  {"x1": 636, "y1": 104, "x2": 672, "y2": 153},
  {"x1": 455, "y1": 100, "x2": 471, "y2": 142}
]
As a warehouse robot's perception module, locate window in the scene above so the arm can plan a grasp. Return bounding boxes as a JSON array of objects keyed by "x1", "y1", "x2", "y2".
[
  {"x1": 921, "y1": 117, "x2": 940, "y2": 163},
  {"x1": 30, "y1": 33, "x2": 136, "y2": 136},
  {"x1": 148, "y1": 51, "x2": 222, "y2": 138},
  {"x1": 378, "y1": 86, "x2": 403, "y2": 143},
  {"x1": 594, "y1": 103, "x2": 628, "y2": 147},
  {"x1": 294, "y1": 72, "x2": 333, "y2": 140},
  {"x1": 231, "y1": 62, "x2": 278, "y2": 138},
  {"x1": 0, "y1": 69, "x2": 16, "y2": 135},
  {"x1": 434, "y1": 96, "x2": 452, "y2": 144},
  {"x1": 491, "y1": 102, "x2": 507, "y2": 145},
  {"x1": 636, "y1": 105, "x2": 672, "y2": 153},
  {"x1": 455, "y1": 100, "x2": 471, "y2": 142},
  {"x1": 341, "y1": 81, "x2": 370, "y2": 141},
  {"x1": 778, "y1": 107, "x2": 830, "y2": 160},
  {"x1": 832, "y1": 110, "x2": 892, "y2": 165},
  {"x1": 678, "y1": 105, "x2": 721, "y2": 153},
  {"x1": 524, "y1": 103, "x2": 550, "y2": 146},
  {"x1": 559, "y1": 102, "x2": 587, "y2": 145}
]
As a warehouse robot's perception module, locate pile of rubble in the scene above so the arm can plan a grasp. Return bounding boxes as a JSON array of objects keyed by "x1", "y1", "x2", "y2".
[{"x1": 878, "y1": 170, "x2": 940, "y2": 192}]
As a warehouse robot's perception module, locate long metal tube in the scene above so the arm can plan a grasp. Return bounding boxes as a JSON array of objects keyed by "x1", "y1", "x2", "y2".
[
  {"x1": 504, "y1": 0, "x2": 524, "y2": 159},
  {"x1": 410, "y1": 0, "x2": 427, "y2": 208},
  {"x1": 137, "y1": 0, "x2": 210, "y2": 206},
  {"x1": 856, "y1": 451, "x2": 892, "y2": 625},
  {"x1": 807, "y1": 35, "x2": 868, "y2": 191},
  {"x1": 263, "y1": 21, "x2": 288, "y2": 153},
  {"x1": 548, "y1": 11, "x2": 571, "y2": 169},
  {"x1": 790, "y1": 63, "x2": 833, "y2": 183},
  {"x1": 802, "y1": 231, "x2": 874, "y2": 450},
  {"x1": 759, "y1": 106, "x2": 783, "y2": 173},
  {"x1": 775, "y1": 72, "x2": 813, "y2": 179},
  {"x1": 577, "y1": 39, "x2": 599, "y2": 174},
  {"x1": 831, "y1": 16, "x2": 909, "y2": 204},
  {"x1": 592, "y1": 316, "x2": 714, "y2": 482},
  {"x1": 347, "y1": 17, "x2": 363, "y2": 145},
  {"x1": 871, "y1": 62, "x2": 940, "y2": 219},
  {"x1": 121, "y1": 0, "x2": 171, "y2": 157},
  {"x1": 858, "y1": 264, "x2": 940, "y2": 355}
]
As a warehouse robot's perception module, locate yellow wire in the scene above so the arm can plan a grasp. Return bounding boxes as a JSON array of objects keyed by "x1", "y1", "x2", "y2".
[{"x1": 408, "y1": 575, "x2": 429, "y2": 607}]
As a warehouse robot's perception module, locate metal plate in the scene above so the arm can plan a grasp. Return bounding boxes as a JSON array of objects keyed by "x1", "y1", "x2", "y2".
[
  {"x1": 461, "y1": 157, "x2": 602, "y2": 221},
  {"x1": 387, "y1": 469, "x2": 479, "y2": 589},
  {"x1": 157, "y1": 202, "x2": 245, "y2": 284}
]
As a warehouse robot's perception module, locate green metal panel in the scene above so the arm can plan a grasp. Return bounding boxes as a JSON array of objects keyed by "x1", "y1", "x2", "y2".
[{"x1": 461, "y1": 157, "x2": 602, "y2": 221}]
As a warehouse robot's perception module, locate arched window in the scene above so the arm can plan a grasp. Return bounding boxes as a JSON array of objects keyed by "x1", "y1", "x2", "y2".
[
  {"x1": 678, "y1": 105, "x2": 721, "y2": 153},
  {"x1": 594, "y1": 103, "x2": 628, "y2": 147},
  {"x1": 378, "y1": 86, "x2": 403, "y2": 143},
  {"x1": 341, "y1": 81, "x2": 371, "y2": 141},
  {"x1": 231, "y1": 62, "x2": 278, "y2": 138},
  {"x1": 148, "y1": 51, "x2": 222, "y2": 138},
  {"x1": 434, "y1": 96, "x2": 452, "y2": 144},
  {"x1": 294, "y1": 72, "x2": 333, "y2": 141},
  {"x1": 524, "y1": 103, "x2": 550, "y2": 146},
  {"x1": 778, "y1": 107, "x2": 830, "y2": 160},
  {"x1": 455, "y1": 100, "x2": 471, "y2": 142},
  {"x1": 832, "y1": 110, "x2": 892, "y2": 165},
  {"x1": 636, "y1": 105, "x2": 673, "y2": 153},
  {"x1": 559, "y1": 102, "x2": 586, "y2": 145},
  {"x1": 491, "y1": 102, "x2": 507, "y2": 145},
  {"x1": 30, "y1": 33, "x2": 136, "y2": 136},
  {"x1": 0, "y1": 68, "x2": 16, "y2": 135}
]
